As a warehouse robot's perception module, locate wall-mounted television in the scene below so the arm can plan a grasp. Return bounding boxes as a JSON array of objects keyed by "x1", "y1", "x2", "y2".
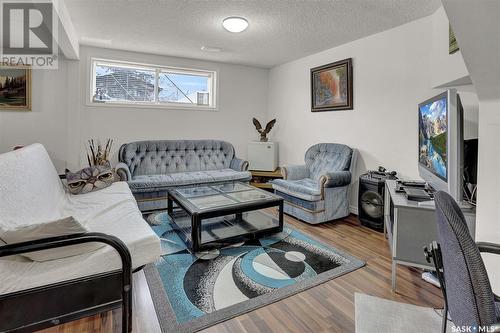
[{"x1": 418, "y1": 89, "x2": 463, "y2": 201}]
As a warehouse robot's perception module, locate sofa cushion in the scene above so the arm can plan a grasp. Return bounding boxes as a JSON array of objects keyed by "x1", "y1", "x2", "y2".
[
  {"x1": 272, "y1": 178, "x2": 322, "y2": 201},
  {"x1": 274, "y1": 190, "x2": 325, "y2": 212},
  {"x1": 127, "y1": 169, "x2": 252, "y2": 192},
  {"x1": 0, "y1": 216, "x2": 105, "y2": 262}
]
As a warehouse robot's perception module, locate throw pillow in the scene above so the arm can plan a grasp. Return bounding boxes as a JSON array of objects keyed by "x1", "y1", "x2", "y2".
[
  {"x1": 65, "y1": 163, "x2": 115, "y2": 195},
  {"x1": 0, "y1": 216, "x2": 105, "y2": 262}
]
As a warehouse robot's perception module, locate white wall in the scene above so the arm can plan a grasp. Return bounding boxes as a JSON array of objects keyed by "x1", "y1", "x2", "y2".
[
  {"x1": 442, "y1": 0, "x2": 500, "y2": 293},
  {"x1": 267, "y1": 14, "x2": 478, "y2": 212},
  {"x1": 430, "y1": 7, "x2": 470, "y2": 88},
  {"x1": 0, "y1": 46, "x2": 269, "y2": 171},
  {"x1": 0, "y1": 63, "x2": 69, "y2": 171},
  {"x1": 67, "y1": 46, "x2": 269, "y2": 169},
  {"x1": 475, "y1": 99, "x2": 500, "y2": 292}
]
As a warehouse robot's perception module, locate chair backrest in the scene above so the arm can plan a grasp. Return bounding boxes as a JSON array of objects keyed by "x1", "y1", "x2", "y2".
[
  {"x1": 304, "y1": 143, "x2": 353, "y2": 181},
  {"x1": 0, "y1": 144, "x2": 66, "y2": 229},
  {"x1": 434, "y1": 191, "x2": 497, "y2": 327},
  {"x1": 118, "y1": 140, "x2": 236, "y2": 177}
]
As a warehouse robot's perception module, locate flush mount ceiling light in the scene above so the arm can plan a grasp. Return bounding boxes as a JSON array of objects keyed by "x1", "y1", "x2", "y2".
[{"x1": 222, "y1": 17, "x2": 249, "y2": 33}]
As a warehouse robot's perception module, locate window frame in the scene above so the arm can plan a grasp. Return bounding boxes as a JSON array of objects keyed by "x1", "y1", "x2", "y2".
[{"x1": 89, "y1": 58, "x2": 218, "y2": 111}]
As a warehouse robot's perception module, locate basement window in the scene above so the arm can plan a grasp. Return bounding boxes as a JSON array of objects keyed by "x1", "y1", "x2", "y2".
[{"x1": 90, "y1": 59, "x2": 217, "y2": 110}]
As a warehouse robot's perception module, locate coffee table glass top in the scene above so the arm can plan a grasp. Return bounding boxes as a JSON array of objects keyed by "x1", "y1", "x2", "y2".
[{"x1": 171, "y1": 182, "x2": 280, "y2": 212}]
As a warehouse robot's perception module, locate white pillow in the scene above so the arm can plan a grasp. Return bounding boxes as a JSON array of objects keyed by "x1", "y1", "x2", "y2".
[{"x1": 0, "y1": 216, "x2": 105, "y2": 262}]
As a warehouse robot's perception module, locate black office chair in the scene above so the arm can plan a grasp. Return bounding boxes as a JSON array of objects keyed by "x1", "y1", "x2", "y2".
[{"x1": 425, "y1": 191, "x2": 500, "y2": 333}]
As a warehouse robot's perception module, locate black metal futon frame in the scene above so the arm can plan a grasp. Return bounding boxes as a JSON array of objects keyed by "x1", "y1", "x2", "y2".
[{"x1": 0, "y1": 233, "x2": 133, "y2": 332}]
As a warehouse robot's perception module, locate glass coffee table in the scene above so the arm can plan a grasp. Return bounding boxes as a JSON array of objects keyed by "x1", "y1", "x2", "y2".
[{"x1": 167, "y1": 182, "x2": 284, "y2": 252}]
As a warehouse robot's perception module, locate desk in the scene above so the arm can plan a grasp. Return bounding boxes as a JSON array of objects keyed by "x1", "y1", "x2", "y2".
[{"x1": 384, "y1": 179, "x2": 476, "y2": 290}]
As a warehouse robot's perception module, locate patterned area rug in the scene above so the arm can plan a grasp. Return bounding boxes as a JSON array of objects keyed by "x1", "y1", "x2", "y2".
[{"x1": 144, "y1": 211, "x2": 365, "y2": 333}]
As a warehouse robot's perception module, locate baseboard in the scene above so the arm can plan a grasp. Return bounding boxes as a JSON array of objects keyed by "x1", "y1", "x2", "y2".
[{"x1": 349, "y1": 204, "x2": 358, "y2": 216}]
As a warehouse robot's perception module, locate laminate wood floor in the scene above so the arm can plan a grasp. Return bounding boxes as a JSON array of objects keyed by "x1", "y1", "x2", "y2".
[{"x1": 39, "y1": 214, "x2": 443, "y2": 333}]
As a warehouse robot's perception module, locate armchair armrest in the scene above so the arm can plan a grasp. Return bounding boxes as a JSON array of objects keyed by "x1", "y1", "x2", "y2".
[
  {"x1": 319, "y1": 170, "x2": 352, "y2": 188},
  {"x1": 115, "y1": 162, "x2": 132, "y2": 181},
  {"x1": 282, "y1": 165, "x2": 308, "y2": 180},
  {"x1": 0, "y1": 232, "x2": 133, "y2": 333},
  {"x1": 230, "y1": 157, "x2": 249, "y2": 171}
]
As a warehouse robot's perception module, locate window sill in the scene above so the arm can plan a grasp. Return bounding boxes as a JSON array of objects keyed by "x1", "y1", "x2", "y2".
[{"x1": 86, "y1": 101, "x2": 218, "y2": 112}]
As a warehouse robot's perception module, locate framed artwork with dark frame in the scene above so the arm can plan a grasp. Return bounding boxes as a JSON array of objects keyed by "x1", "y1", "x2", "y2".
[
  {"x1": 311, "y1": 58, "x2": 353, "y2": 112},
  {"x1": 0, "y1": 64, "x2": 32, "y2": 111}
]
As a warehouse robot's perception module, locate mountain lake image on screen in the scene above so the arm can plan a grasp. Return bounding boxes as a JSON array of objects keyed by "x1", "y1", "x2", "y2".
[{"x1": 419, "y1": 96, "x2": 448, "y2": 180}]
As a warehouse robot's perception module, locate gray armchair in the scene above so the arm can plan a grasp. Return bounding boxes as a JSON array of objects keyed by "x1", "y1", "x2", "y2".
[
  {"x1": 425, "y1": 191, "x2": 500, "y2": 333},
  {"x1": 272, "y1": 143, "x2": 356, "y2": 224}
]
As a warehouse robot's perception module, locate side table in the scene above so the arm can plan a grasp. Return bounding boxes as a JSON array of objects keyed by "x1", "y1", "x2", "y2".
[{"x1": 249, "y1": 168, "x2": 283, "y2": 192}]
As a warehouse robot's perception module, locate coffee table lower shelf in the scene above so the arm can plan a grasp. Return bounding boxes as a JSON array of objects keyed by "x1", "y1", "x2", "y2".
[{"x1": 170, "y1": 209, "x2": 281, "y2": 251}]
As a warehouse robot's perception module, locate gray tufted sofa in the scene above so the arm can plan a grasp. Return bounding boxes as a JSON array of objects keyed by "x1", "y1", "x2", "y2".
[
  {"x1": 115, "y1": 140, "x2": 251, "y2": 211},
  {"x1": 271, "y1": 143, "x2": 356, "y2": 224}
]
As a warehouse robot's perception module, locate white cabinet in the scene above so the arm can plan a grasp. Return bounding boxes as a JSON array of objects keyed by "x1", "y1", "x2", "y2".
[{"x1": 247, "y1": 142, "x2": 278, "y2": 171}]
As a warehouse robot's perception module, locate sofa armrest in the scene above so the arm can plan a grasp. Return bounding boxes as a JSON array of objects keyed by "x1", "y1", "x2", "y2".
[
  {"x1": 282, "y1": 165, "x2": 308, "y2": 180},
  {"x1": 115, "y1": 162, "x2": 132, "y2": 181},
  {"x1": 0, "y1": 232, "x2": 133, "y2": 332},
  {"x1": 230, "y1": 157, "x2": 249, "y2": 171},
  {"x1": 319, "y1": 170, "x2": 352, "y2": 188}
]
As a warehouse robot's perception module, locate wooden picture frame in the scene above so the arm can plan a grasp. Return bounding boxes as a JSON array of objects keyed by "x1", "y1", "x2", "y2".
[
  {"x1": 0, "y1": 64, "x2": 32, "y2": 111},
  {"x1": 311, "y1": 58, "x2": 353, "y2": 112}
]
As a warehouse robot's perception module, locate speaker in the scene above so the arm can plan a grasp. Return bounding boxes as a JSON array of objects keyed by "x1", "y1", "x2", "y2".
[{"x1": 358, "y1": 172, "x2": 397, "y2": 232}]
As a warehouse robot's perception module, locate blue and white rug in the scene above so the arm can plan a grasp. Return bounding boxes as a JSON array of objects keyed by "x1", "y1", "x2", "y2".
[{"x1": 144, "y1": 211, "x2": 365, "y2": 333}]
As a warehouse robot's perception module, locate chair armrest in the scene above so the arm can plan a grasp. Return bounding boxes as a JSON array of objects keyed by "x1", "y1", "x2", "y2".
[
  {"x1": 319, "y1": 170, "x2": 352, "y2": 188},
  {"x1": 230, "y1": 157, "x2": 249, "y2": 171},
  {"x1": 282, "y1": 165, "x2": 308, "y2": 180},
  {"x1": 477, "y1": 242, "x2": 500, "y2": 255},
  {"x1": 115, "y1": 162, "x2": 132, "y2": 181},
  {"x1": 477, "y1": 242, "x2": 500, "y2": 301}
]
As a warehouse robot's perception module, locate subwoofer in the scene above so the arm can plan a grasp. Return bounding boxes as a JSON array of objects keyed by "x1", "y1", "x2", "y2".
[{"x1": 358, "y1": 171, "x2": 397, "y2": 232}]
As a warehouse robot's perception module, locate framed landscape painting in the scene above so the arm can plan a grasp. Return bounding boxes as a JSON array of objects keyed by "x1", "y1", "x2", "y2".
[
  {"x1": 311, "y1": 58, "x2": 353, "y2": 112},
  {"x1": 0, "y1": 65, "x2": 32, "y2": 111}
]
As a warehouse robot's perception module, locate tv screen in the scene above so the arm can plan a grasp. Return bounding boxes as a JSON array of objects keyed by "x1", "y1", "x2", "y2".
[{"x1": 418, "y1": 95, "x2": 448, "y2": 181}]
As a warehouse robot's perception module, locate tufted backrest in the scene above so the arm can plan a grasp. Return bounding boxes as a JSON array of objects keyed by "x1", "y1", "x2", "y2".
[
  {"x1": 434, "y1": 191, "x2": 497, "y2": 328},
  {"x1": 118, "y1": 140, "x2": 236, "y2": 176},
  {"x1": 304, "y1": 143, "x2": 353, "y2": 181}
]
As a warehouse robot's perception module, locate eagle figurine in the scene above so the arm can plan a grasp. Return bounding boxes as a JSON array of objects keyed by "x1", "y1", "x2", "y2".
[{"x1": 252, "y1": 118, "x2": 276, "y2": 142}]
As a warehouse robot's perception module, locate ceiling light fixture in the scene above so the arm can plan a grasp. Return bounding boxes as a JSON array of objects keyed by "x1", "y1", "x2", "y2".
[{"x1": 222, "y1": 17, "x2": 248, "y2": 33}]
